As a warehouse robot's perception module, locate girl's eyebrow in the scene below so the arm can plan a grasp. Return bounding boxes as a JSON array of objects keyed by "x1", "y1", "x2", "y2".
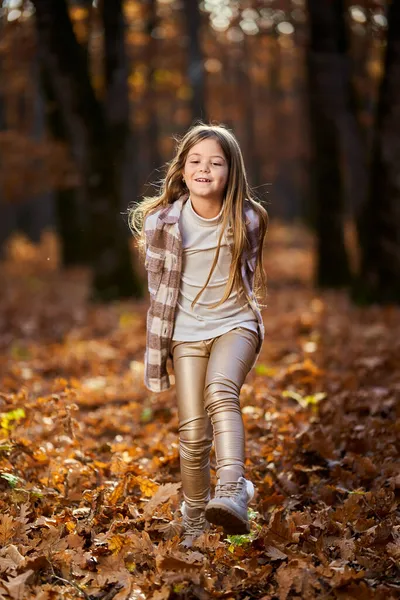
[{"x1": 188, "y1": 152, "x2": 226, "y2": 161}]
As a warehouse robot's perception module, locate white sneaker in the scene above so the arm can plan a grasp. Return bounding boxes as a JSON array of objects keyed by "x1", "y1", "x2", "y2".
[
  {"x1": 180, "y1": 501, "x2": 210, "y2": 547},
  {"x1": 205, "y1": 477, "x2": 255, "y2": 534}
]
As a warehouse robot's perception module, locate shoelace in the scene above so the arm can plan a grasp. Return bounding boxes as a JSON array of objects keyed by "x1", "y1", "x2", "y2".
[
  {"x1": 183, "y1": 513, "x2": 207, "y2": 536},
  {"x1": 215, "y1": 480, "x2": 245, "y2": 498}
]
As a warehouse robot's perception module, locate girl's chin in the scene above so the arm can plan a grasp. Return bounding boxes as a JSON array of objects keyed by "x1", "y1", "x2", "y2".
[{"x1": 189, "y1": 188, "x2": 222, "y2": 198}]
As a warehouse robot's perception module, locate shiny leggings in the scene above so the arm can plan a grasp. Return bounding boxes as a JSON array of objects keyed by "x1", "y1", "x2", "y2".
[{"x1": 170, "y1": 326, "x2": 259, "y2": 511}]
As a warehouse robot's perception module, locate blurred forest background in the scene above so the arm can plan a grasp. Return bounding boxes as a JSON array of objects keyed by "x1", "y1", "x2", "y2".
[{"x1": 0, "y1": 0, "x2": 398, "y2": 303}]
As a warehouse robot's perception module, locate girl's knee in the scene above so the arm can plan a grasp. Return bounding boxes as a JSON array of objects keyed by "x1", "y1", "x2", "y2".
[
  {"x1": 204, "y1": 380, "x2": 240, "y2": 414},
  {"x1": 179, "y1": 417, "x2": 213, "y2": 445},
  {"x1": 179, "y1": 436, "x2": 212, "y2": 465}
]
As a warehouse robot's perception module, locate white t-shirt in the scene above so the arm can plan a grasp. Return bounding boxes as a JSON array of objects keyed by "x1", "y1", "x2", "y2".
[{"x1": 171, "y1": 197, "x2": 258, "y2": 341}]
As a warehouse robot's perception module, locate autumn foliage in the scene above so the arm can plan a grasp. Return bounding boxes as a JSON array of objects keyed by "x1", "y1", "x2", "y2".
[{"x1": 0, "y1": 227, "x2": 399, "y2": 599}]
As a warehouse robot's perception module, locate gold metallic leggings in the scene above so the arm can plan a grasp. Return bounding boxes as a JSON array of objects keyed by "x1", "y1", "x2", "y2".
[{"x1": 170, "y1": 326, "x2": 259, "y2": 511}]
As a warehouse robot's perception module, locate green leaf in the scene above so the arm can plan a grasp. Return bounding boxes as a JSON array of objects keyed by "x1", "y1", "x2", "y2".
[
  {"x1": 0, "y1": 443, "x2": 14, "y2": 455},
  {"x1": 10, "y1": 343, "x2": 31, "y2": 360},
  {"x1": 255, "y1": 363, "x2": 277, "y2": 377},
  {"x1": 1, "y1": 408, "x2": 26, "y2": 432},
  {"x1": 226, "y1": 510, "x2": 260, "y2": 549},
  {"x1": 282, "y1": 390, "x2": 326, "y2": 409},
  {"x1": 140, "y1": 407, "x2": 153, "y2": 423},
  {"x1": 1, "y1": 473, "x2": 21, "y2": 488},
  {"x1": 248, "y1": 508, "x2": 259, "y2": 520}
]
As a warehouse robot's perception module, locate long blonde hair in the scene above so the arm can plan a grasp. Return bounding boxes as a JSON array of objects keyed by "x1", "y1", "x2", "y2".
[{"x1": 129, "y1": 123, "x2": 268, "y2": 308}]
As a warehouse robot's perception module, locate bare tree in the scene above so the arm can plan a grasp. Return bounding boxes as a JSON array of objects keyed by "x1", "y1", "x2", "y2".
[
  {"x1": 32, "y1": 0, "x2": 141, "y2": 300},
  {"x1": 100, "y1": 0, "x2": 132, "y2": 208},
  {"x1": 144, "y1": 0, "x2": 161, "y2": 182},
  {"x1": 306, "y1": 0, "x2": 352, "y2": 287},
  {"x1": 184, "y1": 0, "x2": 207, "y2": 122},
  {"x1": 356, "y1": 1, "x2": 400, "y2": 303}
]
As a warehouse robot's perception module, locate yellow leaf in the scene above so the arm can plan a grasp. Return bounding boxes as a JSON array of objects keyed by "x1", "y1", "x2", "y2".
[
  {"x1": 255, "y1": 363, "x2": 278, "y2": 377},
  {"x1": 108, "y1": 535, "x2": 124, "y2": 554},
  {"x1": 1, "y1": 408, "x2": 26, "y2": 432},
  {"x1": 109, "y1": 480, "x2": 126, "y2": 505},
  {"x1": 132, "y1": 476, "x2": 159, "y2": 498}
]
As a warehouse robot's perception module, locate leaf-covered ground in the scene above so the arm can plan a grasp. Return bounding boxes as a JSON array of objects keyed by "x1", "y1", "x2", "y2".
[{"x1": 0, "y1": 226, "x2": 399, "y2": 600}]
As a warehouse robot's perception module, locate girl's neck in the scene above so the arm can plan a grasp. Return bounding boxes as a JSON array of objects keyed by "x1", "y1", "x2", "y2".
[{"x1": 189, "y1": 195, "x2": 224, "y2": 219}]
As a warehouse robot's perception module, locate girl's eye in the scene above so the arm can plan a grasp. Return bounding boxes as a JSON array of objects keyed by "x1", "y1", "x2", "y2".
[
  {"x1": 190, "y1": 161, "x2": 199, "y2": 164},
  {"x1": 213, "y1": 163, "x2": 222, "y2": 167}
]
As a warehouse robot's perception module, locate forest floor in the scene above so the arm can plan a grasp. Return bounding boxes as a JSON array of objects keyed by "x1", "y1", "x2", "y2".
[{"x1": 0, "y1": 224, "x2": 399, "y2": 600}]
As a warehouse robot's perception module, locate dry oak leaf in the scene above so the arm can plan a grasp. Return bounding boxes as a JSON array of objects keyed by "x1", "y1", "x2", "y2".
[
  {"x1": 337, "y1": 538, "x2": 356, "y2": 561},
  {"x1": 3, "y1": 569, "x2": 35, "y2": 600},
  {"x1": 190, "y1": 531, "x2": 224, "y2": 551},
  {"x1": 387, "y1": 540, "x2": 400, "y2": 559},
  {"x1": 124, "y1": 530, "x2": 155, "y2": 559},
  {"x1": 0, "y1": 556, "x2": 17, "y2": 575},
  {"x1": 330, "y1": 566, "x2": 366, "y2": 588},
  {"x1": 96, "y1": 554, "x2": 130, "y2": 587},
  {"x1": 276, "y1": 559, "x2": 315, "y2": 600},
  {"x1": 150, "y1": 584, "x2": 171, "y2": 600},
  {"x1": 1, "y1": 545, "x2": 25, "y2": 571},
  {"x1": 265, "y1": 545, "x2": 288, "y2": 561},
  {"x1": 156, "y1": 552, "x2": 204, "y2": 574},
  {"x1": 131, "y1": 476, "x2": 160, "y2": 498},
  {"x1": 0, "y1": 514, "x2": 15, "y2": 546},
  {"x1": 109, "y1": 478, "x2": 127, "y2": 506},
  {"x1": 265, "y1": 509, "x2": 297, "y2": 547},
  {"x1": 153, "y1": 518, "x2": 182, "y2": 540},
  {"x1": 142, "y1": 483, "x2": 181, "y2": 518}
]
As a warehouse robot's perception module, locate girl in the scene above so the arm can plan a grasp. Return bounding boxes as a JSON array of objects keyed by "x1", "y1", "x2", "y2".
[{"x1": 129, "y1": 123, "x2": 268, "y2": 545}]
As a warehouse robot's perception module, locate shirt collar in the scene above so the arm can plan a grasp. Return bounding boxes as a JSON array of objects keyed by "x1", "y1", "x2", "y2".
[
  {"x1": 158, "y1": 194, "x2": 188, "y2": 225},
  {"x1": 157, "y1": 194, "x2": 251, "y2": 227}
]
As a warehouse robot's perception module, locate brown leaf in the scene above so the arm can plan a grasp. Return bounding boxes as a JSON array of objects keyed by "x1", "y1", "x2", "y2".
[
  {"x1": 265, "y1": 509, "x2": 296, "y2": 547},
  {"x1": 3, "y1": 545, "x2": 25, "y2": 569},
  {"x1": 142, "y1": 483, "x2": 181, "y2": 518},
  {"x1": 0, "y1": 514, "x2": 15, "y2": 546},
  {"x1": 108, "y1": 479, "x2": 126, "y2": 506},
  {"x1": 96, "y1": 555, "x2": 129, "y2": 586},
  {"x1": 265, "y1": 545, "x2": 288, "y2": 561},
  {"x1": 3, "y1": 569, "x2": 35, "y2": 600},
  {"x1": 276, "y1": 559, "x2": 313, "y2": 600},
  {"x1": 330, "y1": 566, "x2": 366, "y2": 588},
  {"x1": 337, "y1": 538, "x2": 356, "y2": 561},
  {"x1": 150, "y1": 585, "x2": 171, "y2": 600},
  {"x1": 0, "y1": 556, "x2": 17, "y2": 575},
  {"x1": 156, "y1": 553, "x2": 203, "y2": 574}
]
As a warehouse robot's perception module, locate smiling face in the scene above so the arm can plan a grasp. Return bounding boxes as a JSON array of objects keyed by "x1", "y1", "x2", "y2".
[{"x1": 183, "y1": 137, "x2": 229, "y2": 206}]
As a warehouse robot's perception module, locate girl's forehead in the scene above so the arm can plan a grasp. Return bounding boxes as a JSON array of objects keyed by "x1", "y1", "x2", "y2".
[{"x1": 187, "y1": 137, "x2": 226, "y2": 157}]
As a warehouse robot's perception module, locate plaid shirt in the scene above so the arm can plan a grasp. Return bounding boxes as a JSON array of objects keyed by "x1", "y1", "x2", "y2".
[{"x1": 144, "y1": 194, "x2": 265, "y2": 392}]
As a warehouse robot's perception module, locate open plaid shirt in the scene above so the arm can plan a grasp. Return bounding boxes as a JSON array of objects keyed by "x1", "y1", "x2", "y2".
[{"x1": 143, "y1": 194, "x2": 265, "y2": 392}]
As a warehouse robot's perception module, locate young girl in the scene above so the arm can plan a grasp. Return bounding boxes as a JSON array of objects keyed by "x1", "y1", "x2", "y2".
[{"x1": 129, "y1": 123, "x2": 268, "y2": 545}]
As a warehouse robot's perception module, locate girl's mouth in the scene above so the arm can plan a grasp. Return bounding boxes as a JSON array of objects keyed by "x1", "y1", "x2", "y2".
[{"x1": 195, "y1": 178, "x2": 211, "y2": 183}]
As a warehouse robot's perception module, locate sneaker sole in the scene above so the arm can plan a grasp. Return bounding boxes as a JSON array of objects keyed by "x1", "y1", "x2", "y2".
[{"x1": 205, "y1": 503, "x2": 250, "y2": 535}]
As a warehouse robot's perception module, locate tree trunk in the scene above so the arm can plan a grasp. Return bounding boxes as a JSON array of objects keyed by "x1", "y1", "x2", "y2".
[
  {"x1": 184, "y1": 0, "x2": 207, "y2": 122},
  {"x1": 356, "y1": 1, "x2": 400, "y2": 303},
  {"x1": 306, "y1": 0, "x2": 351, "y2": 287},
  {"x1": 100, "y1": 0, "x2": 132, "y2": 209},
  {"x1": 145, "y1": 0, "x2": 161, "y2": 185},
  {"x1": 241, "y1": 35, "x2": 261, "y2": 190},
  {"x1": 32, "y1": 0, "x2": 141, "y2": 300},
  {"x1": 40, "y1": 66, "x2": 87, "y2": 265}
]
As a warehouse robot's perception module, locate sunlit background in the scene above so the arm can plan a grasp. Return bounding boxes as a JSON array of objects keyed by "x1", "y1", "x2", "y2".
[
  {"x1": 0, "y1": 0, "x2": 387, "y2": 223},
  {"x1": 0, "y1": 0, "x2": 396, "y2": 305}
]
